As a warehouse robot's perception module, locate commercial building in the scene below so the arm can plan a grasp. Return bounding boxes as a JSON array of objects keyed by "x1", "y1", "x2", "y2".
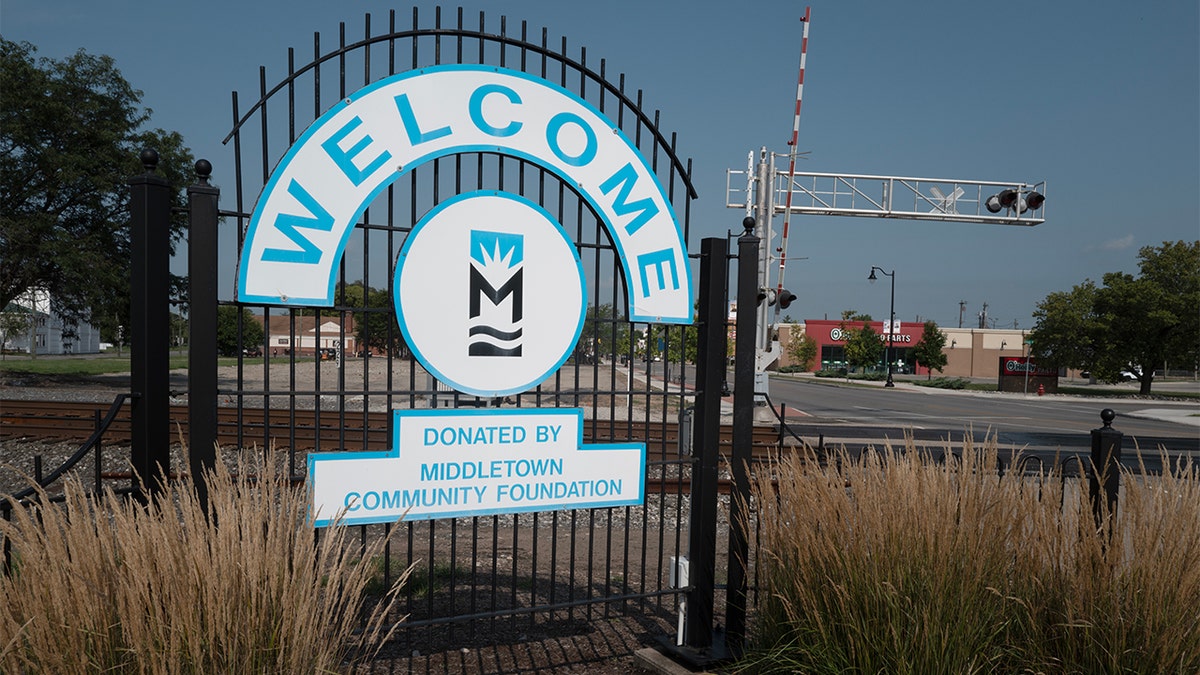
[
  {"x1": 1, "y1": 290, "x2": 101, "y2": 355},
  {"x1": 778, "y1": 319, "x2": 1036, "y2": 380}
]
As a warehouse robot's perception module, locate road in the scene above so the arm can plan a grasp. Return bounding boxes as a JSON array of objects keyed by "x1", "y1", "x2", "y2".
[{"x1": 761, "y1": 374, "x2": 1199, "y2": 472}]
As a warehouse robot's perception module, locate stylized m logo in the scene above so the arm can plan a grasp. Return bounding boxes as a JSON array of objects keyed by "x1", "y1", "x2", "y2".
[{"x1": 468, "y1": 230, "x2": 524, "y2": 357}]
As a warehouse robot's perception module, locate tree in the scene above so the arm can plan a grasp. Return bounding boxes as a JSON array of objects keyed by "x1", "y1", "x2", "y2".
[
  {"x1": 785, "y1": 326, "x2": 817, "y2": 371},
  {"x1": 216, "y1": 306, "x2": 264, "y2": 357},
  {"x1": 0, "y1": 39, "x2": 194, "y2": 331},
  {"x1": 579, "y1": 303, "x2": 631, "y2": 362},
  {"x1": 1031, "y1": 241, "x2": 1199, "y2": 394},
  {"x1": 844, "y1": 322, "x2": 883, "y2": 374},
  {"x1": 664, "y1": 322, "x2": 698, "y2": 364},
  {"x1": 1029, "y1": 281, "x2": 1101, "y2": 375},
  {"x1": 0, "y1": 305, "x2": 33, "y2": 360},
  {"x1": 841, "y1": 309, "x2": 873, "y2": 322},
  {"x1": 911, "y1": 320, "x2": 948, "y2": 379},
  {"x1": 352, "y1": 285, "x2": 406, "y2": 357}
]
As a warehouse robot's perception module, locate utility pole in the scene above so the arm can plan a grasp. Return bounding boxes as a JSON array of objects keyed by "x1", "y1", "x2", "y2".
[{"x1": 959, "y1": 300, "x2": 967, "y2": 328}]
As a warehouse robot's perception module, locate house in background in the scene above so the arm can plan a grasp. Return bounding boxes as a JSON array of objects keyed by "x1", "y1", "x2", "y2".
[
  {"x1": 1, "y1": 289, "x2": 101, "y2": 355},
  {"x1": 252, "y1": 314, "x2": 357, "y2": 356}
]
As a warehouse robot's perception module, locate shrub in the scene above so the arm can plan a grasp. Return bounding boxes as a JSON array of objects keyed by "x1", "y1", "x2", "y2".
[
  {"x1": 741, "y1": 442, "x2": 1200, "y2": 674},
  {"x1": 0, "y1": 452, "x2": 408, "y2": 672},
  {"x1": 915, "y1": 376, "x2": 971, "y2": 389}
]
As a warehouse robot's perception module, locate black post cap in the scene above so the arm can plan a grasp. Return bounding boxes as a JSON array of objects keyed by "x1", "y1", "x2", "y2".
[
  {"x1": 140, "y1": 148, "x2": 159, "y2": 173},
  {"x1": 194, "y1": 159, "x2": 213, "y2": 185}
]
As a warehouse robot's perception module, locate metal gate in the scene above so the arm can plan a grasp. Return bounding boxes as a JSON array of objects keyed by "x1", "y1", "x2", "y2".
[{"x1": 194, "y1": 8, "x2": 711, "y2": 665}]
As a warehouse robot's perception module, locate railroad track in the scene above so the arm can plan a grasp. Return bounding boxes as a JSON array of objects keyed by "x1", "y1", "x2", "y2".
[{"x1": 1, "y1": 399, "x2": 796, "y2": 464}]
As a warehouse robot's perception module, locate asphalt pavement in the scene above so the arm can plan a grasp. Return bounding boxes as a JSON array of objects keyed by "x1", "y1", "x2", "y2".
[{"x1": 794, "y1": 373, "x2": 1200, "y2": 428}]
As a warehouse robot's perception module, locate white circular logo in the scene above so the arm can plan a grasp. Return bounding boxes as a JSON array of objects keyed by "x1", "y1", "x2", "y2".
[
  {"x1": 830, "y1": 328, "x2": 845, "y2": 341},
  {"x1": 394, "y1": 191, "x2": 586, "y2": 397}
]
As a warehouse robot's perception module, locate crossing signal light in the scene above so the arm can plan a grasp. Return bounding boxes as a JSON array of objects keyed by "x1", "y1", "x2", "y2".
[
  {"x1": 757, "y1": 288, "x2": 797, "y2": 309},
  {"x1": 986, "y1": 189, "x2": 1044, "y2": 214}
]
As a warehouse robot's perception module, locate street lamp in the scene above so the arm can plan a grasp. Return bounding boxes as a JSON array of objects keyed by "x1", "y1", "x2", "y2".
[{"x1": 867, "y1": 266, "x2": 896, "y2": 387}]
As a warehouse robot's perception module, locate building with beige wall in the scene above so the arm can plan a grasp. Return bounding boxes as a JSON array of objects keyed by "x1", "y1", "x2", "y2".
[{"x1": 777, "y1": 320, "x2": 1037, "y2": 379}]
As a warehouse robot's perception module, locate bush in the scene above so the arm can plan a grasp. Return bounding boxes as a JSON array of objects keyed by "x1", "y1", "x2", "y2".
[
  {"x1": 0, "y1": 453, "x2": 408, "y2": 672},
  {"x1": 915, "y1": 376, "x2": 971, "y2": 390},
  {"x1": 740, "y1": 443, "x2": 1200, "y2": 674},
  {"x1": 813, "y1": 369, "x2": 845, "y2": 378}
]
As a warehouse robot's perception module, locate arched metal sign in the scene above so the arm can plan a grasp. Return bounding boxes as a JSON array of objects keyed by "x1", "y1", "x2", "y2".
[{"x1": 238, "y1": 65, "x2": 691, "y2": 326}]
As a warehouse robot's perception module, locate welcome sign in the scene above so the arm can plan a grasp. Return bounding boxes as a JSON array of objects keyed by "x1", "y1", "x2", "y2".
[
  {"x1": 237, "y1": 65, "x2": 690, "y2": 525},
  {"x1": 237, "y1": 65, "x2": 691, "y2": 325}
]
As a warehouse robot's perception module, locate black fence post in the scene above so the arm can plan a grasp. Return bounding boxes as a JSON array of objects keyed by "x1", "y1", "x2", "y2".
[
  {"x1": 726, "y1": 217, "x2": 760, "y2": 657},
  {"x1": 673, "y1": 237, "x2": 729, "y2": 660},
  {"x1": 187, "y1": 159, "x2": 219, "y2": 512},
  {"x1": 129, "y1": 149, "x2": 172, "y2": 500},
  {"x1": 1089, "y1": 408, "x2": 1123, "y2": 525}
]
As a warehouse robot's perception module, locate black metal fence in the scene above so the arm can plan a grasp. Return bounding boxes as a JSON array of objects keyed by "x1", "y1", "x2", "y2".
[{"x1": 202, "y1": 8, "x2": 703, "y2": 662}]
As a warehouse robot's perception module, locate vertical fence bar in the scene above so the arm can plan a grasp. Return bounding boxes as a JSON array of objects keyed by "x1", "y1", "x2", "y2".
[
  {"x1": 725, "y1": 217, "x2": 759, "y2": 657},
  {"x1": 1090, "y1": 408, "x2": 1123, "y2": 526},
  {"x1": 129, "y1": 149, "x2": 172, "y2": 500},
  {"x1": 93, "y1": 408, "x2": 103, "y2": 490},
  {"x1": 188, "y1": 160, "x2": 220, "y2": 511},
  {"x1": 682, "y1": 237, "x2": 730, "y2": 656}
]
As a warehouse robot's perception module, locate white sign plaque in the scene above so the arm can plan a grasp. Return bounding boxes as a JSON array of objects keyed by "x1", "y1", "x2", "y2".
[{"x1": 308, "y1": 409, "x2": 645, "y2": 527}]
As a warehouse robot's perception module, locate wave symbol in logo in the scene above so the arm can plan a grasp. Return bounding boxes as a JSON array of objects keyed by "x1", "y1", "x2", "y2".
[{"x1": 469, "y1": 230, "x2": 524, "y2": 357}]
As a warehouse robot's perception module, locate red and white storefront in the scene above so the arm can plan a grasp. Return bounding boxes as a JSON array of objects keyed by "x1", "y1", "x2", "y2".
[{"x1": 794, "y1": 319, "x2": 929, "y2": 375}]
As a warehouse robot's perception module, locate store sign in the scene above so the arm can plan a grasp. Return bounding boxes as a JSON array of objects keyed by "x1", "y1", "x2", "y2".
[
  {"x1": 308, "y1": 409, "x2": 644, "y2": 526},
  {"x1": 1000, "y1": 357, "x2": 1056, "y2": 377},
  {"x1": 829, "y1": 326, "x2": 912, "y2": 343}
]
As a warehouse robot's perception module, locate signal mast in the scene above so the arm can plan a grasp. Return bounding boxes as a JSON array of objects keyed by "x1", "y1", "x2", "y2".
[{"x1": 731, "y1": 7, "x2": 1046, "y2": 400}]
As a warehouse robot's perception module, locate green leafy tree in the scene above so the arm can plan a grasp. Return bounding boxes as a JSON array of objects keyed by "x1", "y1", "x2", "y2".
[
  {"x1": 664, "y1": 323, "x2": 698, "y2": 364},
  {"x1": 0, "y1": 306, "x2": 33, "y2": 360},
  {"x1": 353, "y1": 285, "x2": 406, "y2": 357},
  {"x1": 216, "y1": 306, "x2": 264, "y2": 357},
  {"x1": 785, "y1": 326, "x2": 818, "y2": 371},
  {"x1": 911, "y1": 320, "x2": 948, "y2": 379},
  {"x1": 578, "y1": 303, "x2": 634, "y2": 362},
  {"x1": 844, "y1": 322, "x2": 883, "y2": 374},
  {"x1": 841, "y1": 309, "x2": 873, "y2": 322},
  {"x1": 0, "y1": 39, "x2": 194, "y2": 333},
  {"x1": 1029, "y1": 281, "x2": 1101, "y2": 375},
  {"x1": 1031, "y1": 241, "x2": 1199, "y2": 394}
]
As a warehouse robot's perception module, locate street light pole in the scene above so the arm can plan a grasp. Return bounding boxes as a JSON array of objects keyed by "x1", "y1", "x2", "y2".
[{"x1": 868, "y1": 266, "x2": 896, "y2": 388}]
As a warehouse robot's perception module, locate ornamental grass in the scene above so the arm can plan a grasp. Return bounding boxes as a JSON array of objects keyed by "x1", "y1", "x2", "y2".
[
  {"x1": 742, "y1": 439, "x2": 1200, "y2": 674},
  {"x1": 0, "y1": 452, "x2": 408, "y2": 673}
]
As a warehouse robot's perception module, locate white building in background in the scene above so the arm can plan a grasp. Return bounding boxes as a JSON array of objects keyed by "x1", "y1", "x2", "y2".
[{"x1": 0, "y1": 289, "x2": 101, "y2": 355}]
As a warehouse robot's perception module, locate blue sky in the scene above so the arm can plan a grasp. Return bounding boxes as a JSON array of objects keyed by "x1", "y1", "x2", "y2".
[{"x1": 5, "y1": 1, "x2": 1197, "y2": 330}]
